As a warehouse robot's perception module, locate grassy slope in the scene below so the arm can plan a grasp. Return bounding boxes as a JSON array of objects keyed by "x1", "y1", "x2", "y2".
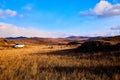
[
  {"x1": 0, "y1": 38, "x2": 15, "y2": 49},
  {"x1": 11, "y1": 37, "x2": 87, "y2": 45},
  {"x1": 9, "y1": 35, "x2": 120, "y2": 45},
  {"x1": 0, "y1": 36, "x2": 119, "y2": 80},
  {"x1": 0, "y1": 45, "x2": 119, "y2": 80},
  {"x1": 96, "y1": 35, "x2": 120, "y2": 44}
]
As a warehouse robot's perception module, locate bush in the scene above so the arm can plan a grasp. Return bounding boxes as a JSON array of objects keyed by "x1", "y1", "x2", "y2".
[{"x1": 76, "y1": 41, "x2": 117, "y2": 52}]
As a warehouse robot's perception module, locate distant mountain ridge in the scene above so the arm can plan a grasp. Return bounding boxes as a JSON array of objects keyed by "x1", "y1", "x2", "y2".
[
  {"x1": 6, "y1": 36, "x2": 27, "y2": 40},
  {"x1": 0, "y1": 35, "x2": 119, "y2": 47},
  {"x1": 66, "y1": 36, "x2": 103, "y2": 40},
  {"x1": 4, "y1": 36, "x2": 100, "y2": 45},
  {"x1": 6, "y1": 36, "x2": 103, "y2": 40},
  {"x1": 66, "y1": 36, "x2": 90, "y2": 38}
]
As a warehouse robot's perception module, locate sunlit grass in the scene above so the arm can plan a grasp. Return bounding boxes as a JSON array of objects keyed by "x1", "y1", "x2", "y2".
[{"x1": 0, "y1": 45, "x2": 119, "y2": 80}]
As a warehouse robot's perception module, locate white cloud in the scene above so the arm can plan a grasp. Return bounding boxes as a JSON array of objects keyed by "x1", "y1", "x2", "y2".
[
  {"x1": 111, "y1": 25, "x2": 120, "y2": 30},
  {"x1": 87, "y1": 25, "x2": 120, "y2": 36},
  {"x1": 80, "y1": 0, "x2": 120, "y2": 17},
  {"x1": 5, "y1": 9, "x2": 17, "y2": 17},
  {"x1": 0, "y1": 22, "x2": 70, "y2": 38},
  {"x1": 0, "y1": 9, "x2": 17, "y2": 18},
  {"x1": 88, "y1": 30, "x2": 120, "y2": 37}
]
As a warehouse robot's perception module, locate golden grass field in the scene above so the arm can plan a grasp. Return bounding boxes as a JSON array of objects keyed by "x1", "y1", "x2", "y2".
[{"x1": 0, "y1": 45, "x2": 120, "y2": 80}]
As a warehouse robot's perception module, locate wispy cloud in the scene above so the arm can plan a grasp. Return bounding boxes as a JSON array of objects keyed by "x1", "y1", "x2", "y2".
[
  {"x1": 23, "y1": 4, "x2": 33, "y2": 11},
  {"x1": 0, "y1": 9, "x2": 4, "y2": 18},
  {"x1": 19, "y1": 14, "x2": 24, "y2": 18},
  {"x1": 80, "y1": 0, "x2": 120, "y2": 18},
  {"x1": 19, "y1": 4, "x2": 33, "y2": 18},
  {"x1": 0, "y1": 22, "x2": 70, "y2": 38}
]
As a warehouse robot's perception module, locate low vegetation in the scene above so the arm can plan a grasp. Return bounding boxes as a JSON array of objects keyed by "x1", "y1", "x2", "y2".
[
  {"x1": 77, "y1": 41, "x2": 120, "y2": 52},
  {"x1": 0, "y1": 38, "x2": 15, "y2": 49},
  {"x1": 0, "y1": 36, "x2": 120, "y2": 80},
  {"x1": 0, "y1": 44, "x2": 120, "y2": 80}
]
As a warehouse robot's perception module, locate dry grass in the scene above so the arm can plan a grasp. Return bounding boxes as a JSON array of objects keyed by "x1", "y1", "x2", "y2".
[
  {"x1": 0, "y1": 45, "x2": 120, "y2": 80},
  {"x1": 96, "y1": 35, "x2": 120, "y2": 45}
]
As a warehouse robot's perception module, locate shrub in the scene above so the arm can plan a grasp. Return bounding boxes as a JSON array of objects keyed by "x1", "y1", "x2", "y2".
[{"x1": 77, "y1": 41, "x2": 115, "y2": 52}]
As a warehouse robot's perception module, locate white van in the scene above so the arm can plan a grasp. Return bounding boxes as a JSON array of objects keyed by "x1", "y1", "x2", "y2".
[{"x1": 13, "y1": 44, "x2": 25, "y2": 48}]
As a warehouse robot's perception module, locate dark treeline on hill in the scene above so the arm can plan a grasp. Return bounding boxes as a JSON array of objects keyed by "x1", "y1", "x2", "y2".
[{"x1": 77, "y1": 41, "x2": 120, "y2": 52}]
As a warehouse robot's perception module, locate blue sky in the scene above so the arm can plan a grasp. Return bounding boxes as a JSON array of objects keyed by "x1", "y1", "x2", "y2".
[{"x1": 0, "y1": 0, "x2": 120, "y2": 37}]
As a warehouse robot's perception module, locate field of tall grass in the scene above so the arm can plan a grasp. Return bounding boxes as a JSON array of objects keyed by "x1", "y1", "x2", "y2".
[{"x1": 0, "y1": 45, "x2": 120, "y2": 80}]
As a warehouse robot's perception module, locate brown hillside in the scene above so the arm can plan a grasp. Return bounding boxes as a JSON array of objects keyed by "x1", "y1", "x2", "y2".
[
  {"x1": 0, "y1": 38, "x2": 15, "y2": 49},
  {"x1": 95, "y1": 35, "x2": 120, "y2": 44},
  {"x1": 13, "y1": 38, "x2": 85, "y2": 45},
  {"x1": 76, "y1": 35, "x2": 120, "y2": 52}
]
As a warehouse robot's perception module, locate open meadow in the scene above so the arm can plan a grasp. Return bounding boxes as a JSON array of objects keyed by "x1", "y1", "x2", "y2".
[
  {"x1": 1, "y1": 0, "x2": 120, "y2": 79},
  {"x1": 0, "y1": 44, "x2": 120, "y2": 80}
]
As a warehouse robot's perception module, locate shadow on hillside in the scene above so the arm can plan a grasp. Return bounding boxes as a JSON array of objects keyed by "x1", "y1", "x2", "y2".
[
  {"x1": 29, "y1": 47, "x2": 120, "y2": 78},
  {"x1": 30, "y1": 40, "x2": 120, "y2": 57},
  {"x1": 29, "y1": 48, "x2": 120, "y2": 61},
  {"x1": 29, "y1": 48, "x2": 82, "y2": 56}
]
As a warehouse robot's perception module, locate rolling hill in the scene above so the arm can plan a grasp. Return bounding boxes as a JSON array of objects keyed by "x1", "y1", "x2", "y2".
[
  {"x1": 0, "y1": 38, "x2": 15, "y2": 49},
  {"x1": 0, "y1": 35, "x2": 119, "y2": 48},
  {"x1": 9, "y1": 37, "x2": 84, "y2": 45},
  {"x1": 95, "y1": 35, "x2": 120, "y2": 44}
]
